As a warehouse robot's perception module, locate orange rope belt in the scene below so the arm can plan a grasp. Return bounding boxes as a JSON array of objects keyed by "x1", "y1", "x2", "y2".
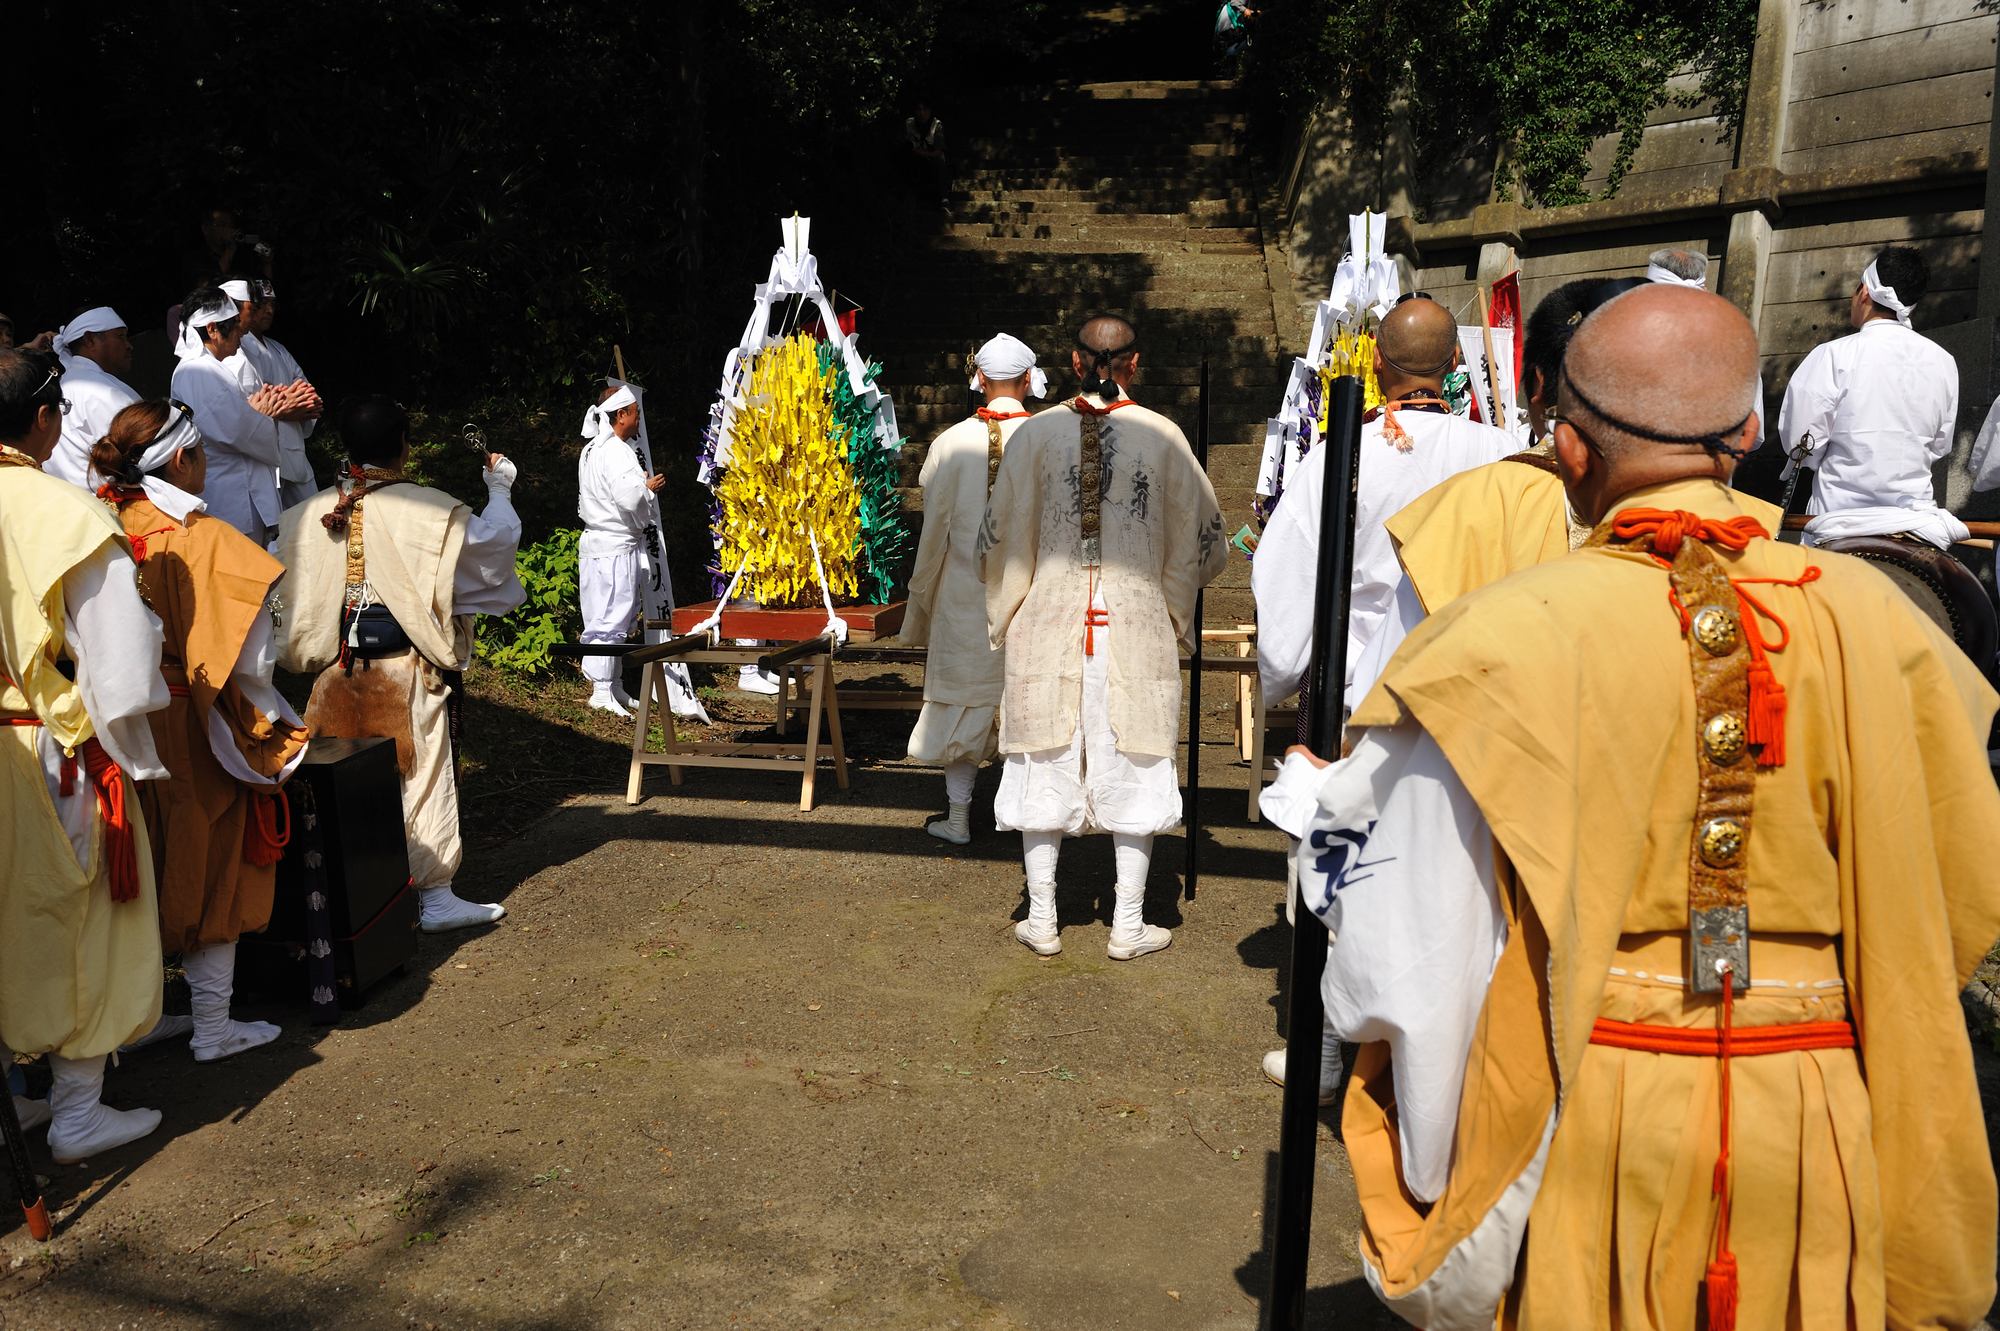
[
  {"x1": 1589, "y1": 1016, "x2": 1854, "y2": 1056},
  {"x1": 3, "y1": 718, "x2": 140, "y2": 903},
  {"x1": 976, "y1": 408, "x2": 1031, "y2": 421}
]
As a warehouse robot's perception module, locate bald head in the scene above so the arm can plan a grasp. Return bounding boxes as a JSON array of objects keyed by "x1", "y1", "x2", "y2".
[
  {"x1": 1374, "y1": 298, "x2": 1459, "y2": 392},
  {"x1": 1071, "y1": 314, "x2": 1141, "y2": 394},
  {"x1": 1554, "y1": 285, "x2": 1761, "y2": 522}
]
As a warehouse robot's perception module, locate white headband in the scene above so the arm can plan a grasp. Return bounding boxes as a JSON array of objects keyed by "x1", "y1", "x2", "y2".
[
  {"x1": 1861, "y1": 260, "x2": 1914, "y2": 326},
  {"x1": 55, "y1": 306, "x2": 125, "y2": 354},
  {"x1": 581, "y1": 384, "x2": 640, "y2": 437},
  {"x1": 186, "y1": 296, "x2": 239, "y2": 330},
  {"x1": 1645, "y1": 263, "x2": 1706, "y2": 290},
  {"x1": 969, "y1": 333, "x2": 1048, "y2": 400},
  {"x1": 219, "y1": 279, "x2": 253, "y2": 303},
  {"x1": 136, "y1": 408, "x2": 202, "y2": 474}
]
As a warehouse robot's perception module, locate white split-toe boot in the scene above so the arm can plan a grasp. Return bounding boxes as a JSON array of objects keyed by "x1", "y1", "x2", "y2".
[
  {"x1": 1261, "y1": 1024, "x2": 1346, "y2": 1106},
  {"x1": 47, "y1": 1054, "x2": 160, "y2": 1163},
  {"x1": 737, "y1": 664, "x2": 781, "y2": 696},
  {"x1": 587, "y1": 685, "x2": 632, "y2": 718},
  {"x1": 1106, "y1": 880, "x2": 1171, "y2": 960},
  {"x1": 926, "y1": 802, "x2": 972, "y2": 846},
  {"x1": 185, "y1": 942, "x2": 281, "y2": 1063},
  {"x1": 419, "y1": 884, "x2": 506, "y2": 933},
  {"x1": 1014, "y1": 878, "x2": 1061, "y2": 956}
]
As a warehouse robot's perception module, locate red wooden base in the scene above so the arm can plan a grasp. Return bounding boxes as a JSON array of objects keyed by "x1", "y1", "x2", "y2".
[{"x1": 668, "y1": 600, "x2": 906, "y2": 644}]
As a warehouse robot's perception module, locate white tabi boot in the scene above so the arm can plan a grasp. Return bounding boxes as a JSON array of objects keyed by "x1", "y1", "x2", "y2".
[
  {"x1": 0, "y1": 1046, "x2": 49, "y2": 1132},
  {"x1": 47, "y1": 1054, "x2": 160, "y2": 1163},
  {"x1": 1260, "y1": 1023, "x2": 1346, "y2": 1106},
  {"x1": 737, "y1": 663, "x2": 781, "y2": 696},
  {"x1": 419, "y1": 884, "x2": 506, "y2": 933},
  {"x1": 1106, "y1": 881, "x2": 1171, "y2": 960},
  {"x1": 611, "y1": 678, "x2": 642, "y2": 713},
  {"x1": 185, "y1": 942, "x2": 281, "y2": 1063},
  {"x1": 121, "y1": 1001, "x2": 195, "y2": 1053},
  {"x1": 587, "y1": 684, "x2": 632, "y2": 718},
  {"x1": 926, "y1": 803, "x2": 972, "y2": 846},
  {"x1": 1014, "y1": 878, "x2": 1061, "y2": 956}
]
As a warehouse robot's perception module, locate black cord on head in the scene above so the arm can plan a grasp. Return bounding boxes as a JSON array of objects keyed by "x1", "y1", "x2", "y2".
[
  {"x1": 1562, "y1": 368, "x2": 1752, "y2": 460},
  {"x1": 1076, "y1": 332, "x2": 1136, "y2": 398}
]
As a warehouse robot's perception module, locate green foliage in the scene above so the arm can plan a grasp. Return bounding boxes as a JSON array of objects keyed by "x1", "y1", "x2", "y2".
[
  {"x1": 477, "y1": 529, "x2": 583, "y2": 676},
  {"x1": 822, "y1": 344, "x2": 911, "y2": 605},
  {"x1": 1250, "y1": 0, "x2": 1759, "y2": 208}
]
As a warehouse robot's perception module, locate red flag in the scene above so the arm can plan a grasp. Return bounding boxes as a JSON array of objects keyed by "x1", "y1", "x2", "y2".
[{"x1": 1488, "y1": 271, "x2": 1523, "y2": 392}]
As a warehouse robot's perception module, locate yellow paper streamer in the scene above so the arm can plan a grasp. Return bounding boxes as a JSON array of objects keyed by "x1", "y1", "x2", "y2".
[{"x1": 713, "y1": 333, "x2": 864, "y2": 607}]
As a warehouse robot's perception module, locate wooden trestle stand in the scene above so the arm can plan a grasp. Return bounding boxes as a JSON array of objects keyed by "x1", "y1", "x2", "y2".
[{"x1": 623, "y1": 601, "x2": 904, "y2": 812}]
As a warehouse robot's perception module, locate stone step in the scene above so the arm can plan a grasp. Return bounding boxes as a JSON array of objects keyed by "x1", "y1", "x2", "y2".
[
  {"x1": 930, "y1": 236, "x2": 1267, "y2": 257},
  {"x1": 942, "y1": 222, "x2": 1261, "y2": 242},
  {"x1": 953, "y1": 187, "x2": 1256, "y2": 207}
]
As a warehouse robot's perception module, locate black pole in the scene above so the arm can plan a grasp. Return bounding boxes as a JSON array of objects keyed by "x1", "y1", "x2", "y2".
[
  {"x1": 1186, "y1": 352, "x2": 1211, "y2": 901},
  {"x1": 0, "y1": 1080, "x2": 50, "y2": 1241},
  {"x1": 1265, "y1": 374, "x2": 1365, "y2": 1326}
]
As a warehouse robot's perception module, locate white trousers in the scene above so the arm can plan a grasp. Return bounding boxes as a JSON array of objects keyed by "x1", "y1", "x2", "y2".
[
  {"x1": 994, "y1": 613, "x2": 1181, "y2": 837},
  {"x1": 579, "y1": 551, "x2": 640, "y2": 685}
]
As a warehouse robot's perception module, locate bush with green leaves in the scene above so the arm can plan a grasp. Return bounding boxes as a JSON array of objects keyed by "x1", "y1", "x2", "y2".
[
  {"x1": 476, "y1": 529, "x2": 583, "y2": 676},
  {"x1": 1250, "y1": 0, "x2": 1758, "y2": 209}
]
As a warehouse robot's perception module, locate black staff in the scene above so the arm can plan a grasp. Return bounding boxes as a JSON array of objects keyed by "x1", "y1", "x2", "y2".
[
  {"x1": 0, "y1": 1083, "x2": 50, "y2": 1240},
  {"x1": 1185, "y1": 352, "x2": 1211, "y2": 901},
  {"x1": 1265, "y1": 373, "x2": 1365, "y2": 1326}
]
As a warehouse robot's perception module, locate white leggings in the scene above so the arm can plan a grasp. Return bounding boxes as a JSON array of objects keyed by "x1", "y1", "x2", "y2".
[{"x1": 1022, "y1": 830, "x2": 1152, "y2": 888}]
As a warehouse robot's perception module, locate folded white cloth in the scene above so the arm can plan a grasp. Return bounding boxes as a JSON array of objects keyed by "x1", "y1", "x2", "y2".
[{"x1": 1803, "y1": 505, "x2": 1970, "y2": 551}]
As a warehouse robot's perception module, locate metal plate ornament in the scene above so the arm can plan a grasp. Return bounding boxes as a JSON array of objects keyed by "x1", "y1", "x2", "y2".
[{"x1": 1690, "y1": 905, "x2": 1750, "y2": 994}]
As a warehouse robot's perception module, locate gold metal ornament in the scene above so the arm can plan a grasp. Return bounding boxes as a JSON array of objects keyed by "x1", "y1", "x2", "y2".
[
  {"x1": 1703, "y1": 713, "x2": 1747, "y2": 765},
  {"x1": 1690, "y1": 605, "x2": 1739, "y2": 656},
  {"x1": 1698, "y1": 817, "x2": 1746, "y2": 867}
]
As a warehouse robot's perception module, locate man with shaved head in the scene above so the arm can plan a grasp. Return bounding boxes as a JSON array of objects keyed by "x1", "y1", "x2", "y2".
[
  {"x1": 980, "y1": 313, "x2": 1226, "y2": 960},
  {"x1": 1249, "y1": 297, "x2": 1510, "y2": 1099},
  {"x1": 1264, "y1": 285, "x2": 2000, "y2": 1327},
  {"x1": 1254, "y1": 296, "x2": 1515, "y2": 717}
]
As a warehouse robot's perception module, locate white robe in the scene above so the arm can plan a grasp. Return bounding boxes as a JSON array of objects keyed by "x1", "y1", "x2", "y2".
[
  {"x1": 903, "y1": 399, "x2": 1028, "y2": 765},
  {"x1": 47, "y1": 356, "x2": 138, "y2": 490},
  {"x1": 1777, "y1": 320, "x2": 1959, "y2": 524},
  {"x1": 980, "y1": 391, "x2": 1225, "y2": 834},
  {"x1": 172, "y1": 350, "x2": 283, "y2": 540},
  {"x1": 1254, "y1": 408, "x2": 1516, "y2": 709},
  {"x1": 577, "y1": 429, "x2": 654, "y2": 687},
  {"x1": 241, "y1": 332, "x2": 319, "y2": 504},
  {"x1": 1261, "y1": 729, "x2": 1503, "y2": 1205}
]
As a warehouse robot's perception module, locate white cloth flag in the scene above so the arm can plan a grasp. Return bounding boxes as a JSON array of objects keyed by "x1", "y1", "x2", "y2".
[{"x1": 1455, "y1": 326, "x2": 1519, "y2": 440}]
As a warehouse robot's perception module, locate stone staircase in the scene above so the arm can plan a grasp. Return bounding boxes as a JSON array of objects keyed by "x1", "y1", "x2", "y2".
[{"x1": 863, "y1": 77, "x2": 1285, "y2": 631}]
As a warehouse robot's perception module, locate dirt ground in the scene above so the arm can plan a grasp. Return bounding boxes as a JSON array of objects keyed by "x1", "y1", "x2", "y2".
[
  {"x1": 11, "y1": 662, "x2": 2000, "y2": 1330},
  {"x1": 2, "y1": 664, "x2": 1403, "y2": 1330}
]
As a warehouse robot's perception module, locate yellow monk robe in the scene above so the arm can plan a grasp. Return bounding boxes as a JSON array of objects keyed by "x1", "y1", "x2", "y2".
[
  {"x1": 0, "y1": 459, "x2": 163, "y2": 1058},
  {"x1": 113, "y1": 496, "x2": 310, "y2": 952},
  {"x1": 1337, "y1": 477, "x2": 2000, "y2": 1329},
  {"x1": 1386, "y1": 446, "x2": 1780, "y2": 611}
]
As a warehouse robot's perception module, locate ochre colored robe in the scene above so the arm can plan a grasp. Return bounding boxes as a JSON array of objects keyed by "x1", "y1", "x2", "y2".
[
  {"x1": 117, "y1": 497, "x2": 309, "y2": 952},
  {"x1": 0, "y1": 461, "x2": 163, "y2": 1058},
  {"x1": 1341, "y1": 477, "x2": 2000, "y2": 1329}
]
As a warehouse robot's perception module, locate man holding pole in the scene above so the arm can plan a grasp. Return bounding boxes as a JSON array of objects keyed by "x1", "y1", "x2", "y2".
[
  {"x1": 980, "y1": 314, "x2": 1226, "y2": 959},
  {"x1": 1269, "y1": 284, "x2": 2000, "y2": 1328},
  {"x1": 578, "y1": 384, "x2": 667, "y2": 718}
]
